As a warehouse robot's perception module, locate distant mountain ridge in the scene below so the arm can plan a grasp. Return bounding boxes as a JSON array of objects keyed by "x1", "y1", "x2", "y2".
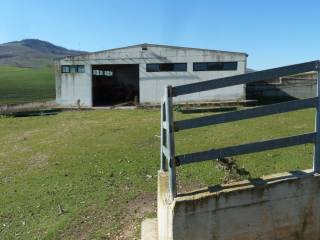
[
  {"x1": 246, "y1": 68, "x2": 256, "y2": 73},
  {"x1": 0, "y1": 39, "x2": 85, "y2": 68}
]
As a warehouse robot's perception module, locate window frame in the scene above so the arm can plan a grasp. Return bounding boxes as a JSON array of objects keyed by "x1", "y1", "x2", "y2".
[
  {"x1": 70, "y1": 65, "x2": 77, "y2": 73},
  {"x1": 77, "y1": 65, "x2": 85, "y2": 73},
  {"x1": 193, "y1": 62, "x2": 238, "y2": 71},
  {"x1": 61, "y1": 65, "x2": 70, "y2": 73},
  {"x1": 61, "y1": 65, "x2": 85, "y2": 74},
  {"x1": 146, "y1": 63, "x2": 187, "y2": 72}
]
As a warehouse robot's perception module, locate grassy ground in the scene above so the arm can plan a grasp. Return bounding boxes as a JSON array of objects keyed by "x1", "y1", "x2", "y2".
[
  {"x1": 0, "y1": 67, "x2": 55, "y2": 105},
  {"x1": 0, "y1": 108, "x2": 315, "y2": 239}
]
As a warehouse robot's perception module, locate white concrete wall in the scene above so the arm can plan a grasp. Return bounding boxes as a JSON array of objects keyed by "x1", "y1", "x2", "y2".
[
  {"x1": 139, "y1": 49, "x2": 246, "y2": 103},
  {"x1": 56, "y1": 45, "x2": 247, "y2": 107},
  {"x1": 55, "y1": 62, "x2": 92, "y2": 106},
  {"x1": 158, "y1": 170, "x2": 320, "y2": 240}
]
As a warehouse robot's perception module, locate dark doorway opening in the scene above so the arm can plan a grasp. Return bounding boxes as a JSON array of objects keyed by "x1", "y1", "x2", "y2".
[{"x1": 92, "y1": 64, "x2": 139, "y2": 106}]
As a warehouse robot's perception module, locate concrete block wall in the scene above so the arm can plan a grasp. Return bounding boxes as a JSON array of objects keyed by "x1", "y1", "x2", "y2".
[
  {"x1": 246, "y1": 80, "x2": 317, "y2": 101},
  {"x1": 158, "y1": 170, "x2": 320, "y2": 240}
]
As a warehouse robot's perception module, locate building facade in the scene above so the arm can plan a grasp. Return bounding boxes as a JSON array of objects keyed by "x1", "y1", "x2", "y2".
[{"x1": 55, "y1": 44, "x2": 248, "y2": 107}]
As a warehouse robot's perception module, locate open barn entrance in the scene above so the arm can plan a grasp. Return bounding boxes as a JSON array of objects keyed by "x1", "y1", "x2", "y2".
[{"x1": 92, "y1": 64, "x2": 139, "y2": 106}]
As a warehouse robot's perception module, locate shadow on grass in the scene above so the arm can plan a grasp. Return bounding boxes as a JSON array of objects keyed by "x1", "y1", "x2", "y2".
[{"x1": 2, "y1": 109, "x2": 63, "y2": 118}]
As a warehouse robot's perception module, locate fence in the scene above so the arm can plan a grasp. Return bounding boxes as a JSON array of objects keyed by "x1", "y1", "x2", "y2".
[{"x1": 160, "y1": 60, "x2": 320, "y2": 200}]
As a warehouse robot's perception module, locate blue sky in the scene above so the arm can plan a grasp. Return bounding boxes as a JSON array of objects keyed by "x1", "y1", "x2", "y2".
[{"x1": 0, "y1": 0, "x2": 319, "y2": 69}]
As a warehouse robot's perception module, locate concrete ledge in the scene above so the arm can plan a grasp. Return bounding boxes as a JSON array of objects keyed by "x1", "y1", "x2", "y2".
[
  {"x1": 177, "y1": 169, "x2": 316, "y2": 202},
  {"x1": 141, "y1": 218, "x2": 158, "y2": 240},
  {"x1": 158, "y1": 169, "x2": 320, "y2": 240}
]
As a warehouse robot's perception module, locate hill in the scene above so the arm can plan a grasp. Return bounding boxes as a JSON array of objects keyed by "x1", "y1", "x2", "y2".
[
  {"x1": 0, "y1": 39, "x2": 85, "y2": 68},
  {"x1": 246, "y1": 68, "x2": 256, "y2": 73}
]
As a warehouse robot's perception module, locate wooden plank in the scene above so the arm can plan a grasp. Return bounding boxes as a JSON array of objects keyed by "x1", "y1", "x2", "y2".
[
  {"x1": 175, "y1": 98, "x2": 317, "y2": 131},
  {"x1": 176, "y1": 133, "x2": 316, "y2": 165},
  {"x1": 173, "y1": 61, "x2": 319, "y2": 97}
]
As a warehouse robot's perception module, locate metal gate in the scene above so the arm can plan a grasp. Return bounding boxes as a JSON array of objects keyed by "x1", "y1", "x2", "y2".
[{"x1": 160, "y1": 60, "x2": 320, "y2": 200}]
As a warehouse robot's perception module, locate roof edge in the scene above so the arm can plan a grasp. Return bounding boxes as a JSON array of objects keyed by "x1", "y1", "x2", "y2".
[{"x1": 59, "y1": 43, "x2": 248, "y2": 60}]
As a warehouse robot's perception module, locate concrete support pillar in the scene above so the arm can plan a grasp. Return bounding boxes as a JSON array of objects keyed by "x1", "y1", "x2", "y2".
[{"x1": 157, "y1": 171, "x2": 173, "y2": 240}]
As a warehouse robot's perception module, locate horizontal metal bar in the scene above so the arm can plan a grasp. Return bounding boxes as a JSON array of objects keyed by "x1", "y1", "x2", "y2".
[
  {"x1": 175, "y1": 98, "x2": 318, "y2": 131},
  {"x1": 176, "y1": 133, "x2": 316, "y2": 165},
  {"x1": 173, "y1": 61, "x2": 319, "y2": 96}
]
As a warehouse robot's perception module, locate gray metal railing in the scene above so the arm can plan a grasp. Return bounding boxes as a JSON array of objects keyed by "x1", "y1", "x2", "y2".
[{"x1": 160, "y1": 60, "x2": 320, "y2": 200}]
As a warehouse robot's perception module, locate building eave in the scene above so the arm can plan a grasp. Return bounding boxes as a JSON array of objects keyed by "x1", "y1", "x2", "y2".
[{"x1": 59, "y1": 43, "x2": 248, "y2": 61}]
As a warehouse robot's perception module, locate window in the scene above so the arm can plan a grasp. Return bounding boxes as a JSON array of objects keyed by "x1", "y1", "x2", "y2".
[
  {"x1": 146, "y1": 64, "x2": 160, "y2": 72},
  {"x1": 104, "y1": 70, "x2": 113, "y2": 77},
  {"x1": 146, "y1": 63, "x2": 187, "y2": 72},
  {"x1": 70, "y1": 66, "x2": 77, "y2": 73},
  {"x1": 93, "y1": 70, "x2": 102, "y2": 76},
  {"x1": 61, "y1": 65, "x2": 85, "y2": 73},
  {"x1": 92, "y1": 69, "x2": 114, "y2": 77},
  {"x1": 61, "y1": 65, "x2": 70, "y2": 73},
  {"x1": 77, "y1": 65, "x2": 85, "y2": 73},
  {"x1": 193, "y1": 62, "x2": 238, "y2": 71}
]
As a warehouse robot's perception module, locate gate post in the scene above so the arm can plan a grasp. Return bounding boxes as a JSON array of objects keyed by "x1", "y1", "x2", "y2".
[
  {"x1": 314, "y1": 68, "x2": 320, "y2": 173},
  {"x1": 160, "y1": 97, "x2": 167, "y2": 172},
  {"x1": 164, "y1": 86, "x2": 177, "y2": 200}
]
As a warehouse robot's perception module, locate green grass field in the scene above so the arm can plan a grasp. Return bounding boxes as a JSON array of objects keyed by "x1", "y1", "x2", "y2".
[
  {"x1": 0, "y1": 67, "x2": 55, "y2": 105},
  {"x1": 0, "y1": 109, "x2": 315, "y2": 239}
]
